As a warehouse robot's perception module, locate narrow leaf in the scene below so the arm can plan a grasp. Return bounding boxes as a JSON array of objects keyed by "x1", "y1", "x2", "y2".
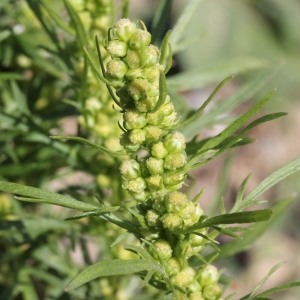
[
  {"x1": 254, "y1": 281, "x2": 300, "y2": 298},
  {"x1": 67, "y1": 259, "x2": 164, "y2": 290},
  {"x1": 0, "y1": 181, "x2": 98, "y2": 211}
]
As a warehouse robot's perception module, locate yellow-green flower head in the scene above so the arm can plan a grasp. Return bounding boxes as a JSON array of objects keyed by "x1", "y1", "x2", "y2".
[
  {"x1": 126, "y1": 177, "x2": 147, "y2": 194},
  {"x1": 165, "y1": 191, "x2": 188, "y2": 213},
  {"x1": 124, "y1": 109, "x2": 148, "y2": 130},
  {"x1": 113, "y1": 18, "x2": 137, "y2": 42},
  {"x1": 171, "y1": 267, "x2": 196, "y2": 289},
  {"x1": 146, "y1": 157, "x2": 164, "y2": 175},
  {"x1": 165, "y1": 257, "x2": 182, "y2": 277},
  {"x1": 202, "y1": 284, "x2": 222, "y2": 300},
  {"x1": 161, "y1": 213, "x2": 184, "y2": 230},
  {"x1": 149, "y1": 239, "x2": 173, "y2": 260},
  {"x1": 188, "y1": 291, "x2": 205, "y2": 300},
  {"x1": 145, "y1": 209, "x2": 161, "y2": 227},
  {"x1": 106, "y1": 59, "x2": 128, "y2": 79},
  {"x1": 163, "y1": 152, "x2": 187, "y2": 171},
  {"x1": 145, "y1": 174, "x2": 162, "y2": 191},
  {"x1": 164, "y1": 131, "x2": 186, "y2": 154},
  {"x1": 128, "y1": 29, "x2": 151, "y2": 49},
  {"x1": 120, "y1": 159, "x2": 141, "y2": 180},
  {"x1": 197, "y1": 265, "x2": 219, "y2": 287},
  {"x1": 106, "y1": 40, "x2": 128, "y2": 57},
  {"x1": 151, "y1": 142, "x2": 168, "y2": 159}
]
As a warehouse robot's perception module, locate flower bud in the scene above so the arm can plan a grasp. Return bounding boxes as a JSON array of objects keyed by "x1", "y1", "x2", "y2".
[
  {"x1": 129, "y1": 128, "x2": 146, "y2": 144},
  {"x1": 125, "y1": 68, "x2": 143, "y2": 80},
  {"x1": 151, "y1": 142, "x2": 168, "y2": 159},
  {"x1": 145, "y1": 175, "x2": 162, "y2": 191},
  {"x1": 146, "y1": 157, "x2": 164, "y2": 175},
  {"x1": 164, "y1": 153, "x2": 187, "y2": 171},
  {"x1": 124, "y1": 109, "x2": 148, "y2": 130},
  {"x1": 202, "y1": 284, "x2": 222, "y2": 300},
  {"x1": 197, "y1": 265, "x2": 219, "y2": 287},
  {"x1": 188, "y1": 292, "x2": 205, "y2": 300},
  {"x1": 120, "y1": 132, "x2": 140, "y2": 151},
  {"x1": 106, "y1": 59, "x2": 128, "y2": 79},
  {"x1": 146, "y1": 110, "x2": 163, "y2": 126},
  {"x1": 171, "y1": 267, "x2": 196, "y2": 289},
  {"x1": 187, "y1": 281, "x2": 202, "y2": 294},
  {"x1": 143, "y1": 64, "x2": 160, "y2": 82},
  {"x1": 182, "y1": 204, "x2": 203, "y2": 228},
  {"x1": 129, "y1": 29, "x2": 151, "y2": 49},
  {"x1": 143, "y1": 44, "x2": 160, "y2": 67},
  {"x1": 120, "y1": 159, "x2": 141, "y2": 180},
  {"x1": 160, "y1": 98, "x2": 175, "y2": 116},
  {"x1": 135, "y1": 96, "x2": 158, "y2": 112},
  {"x1": 165, "y1": 257, "x2": 181, "y2": 277},
  {"x1": 144, "y1": 125, "x2": 162, "y2": 143},
  {"x1": 113, "y1": 18, "x2": 137, "y2": 42},
  {"x1": 106, "y1": 40, "x2": 128, "y2": 57},
  {"x1": 164, "y1": 131, "x2": 186, "y2": 154},
  {"x1": 149, "y1": 239, "x2": 173, "y2": 260},
  {"x1": 161, "y1": 112, "x2": 177, "y2": 127},
  {"x1": 163, "y1": 172, "x2": 186, "y2": 188},
  {"x1": 127, "y1": 79, "x2": 149, "y2": 101},
  {"x1": 129, "y1": 190, "x2": 149, "y2": 201},
  {"x1": 165, "y1": 191, "x2": 188, "y2": 213},
  {"x1": 161, "y1": 213, "x2": 184, "y2": 230},
  {"x1": 190, "y1": 229, "x2": 207, "y2": 247},
  {"x1": 126, "y1": 177, "x2": 147, "y2": 193},
  {"x1": 124, "y1": 49, "x2": 141, "y2": 69},
  {"x1": 145, "y1": 209, "x2": 161, "y2": 227}
]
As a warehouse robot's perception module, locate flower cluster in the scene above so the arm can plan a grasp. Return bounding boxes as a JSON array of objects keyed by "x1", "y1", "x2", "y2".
[{"x1": 104, "y1": 19, "x2": 222, "y2": 299}]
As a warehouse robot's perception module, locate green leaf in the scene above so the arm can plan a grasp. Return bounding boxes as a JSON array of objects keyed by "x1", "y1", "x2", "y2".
[
  {"x1": 50, "y1": 135, "x2": 127, "y2": 156},
  {"x1": 63, "y1": 0, "x2": 88, "y2": 46},
  {"x1": 169, "y1": 0, "x2": 203, "y2": 53},
  {"x1": 0, "y1": 73, "x2": 25, "y2": 81},
  {"x1": 206, "y1": 195, "x2": 296, "y2": 261},
  {"x1": 236, "y1": 157, "x2": 300, "y2": 211},
  {"x1": 253, "y1": 281, "x2": 300, "y2": 299},
  {"x1": 167, "y1": 57, "x2": 269, "y2": 91},
  {"x1": 0, "y1": 181, "x2": 98, "y2": 211},
  {"x1": 66, "y1": 259, "x2": 164, "y2": 290},
  {"x1": 178, "y1": 209, "x2": 272, "y2": 234}
]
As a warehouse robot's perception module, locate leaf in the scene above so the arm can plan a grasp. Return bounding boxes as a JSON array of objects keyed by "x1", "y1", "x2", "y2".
[
  {"x1": 63, "y1": 0, "x2": 88, "y2": 46},
  {"x1": 236, "y1": 157, "x2": 300, "y2": 211},
  {"x1": 169, "y1": 0, "x2": 203, "y2": 53},
  {"x1": 178, "y1": 209, "x2": 272, "y2": 234},
  {"x1": 50, "y1": 135, "x2": 127, "y2": 156},
  {"x1": 205, "y1": 195, "x2": 296, "y2": 261},
  {"x1": 167, "y1": 57, "x2": 269, "y2": 91},
  {"x1": 253, "y1": 281, "x2": 300, "y2": 298},
  {"x1": 66, "y1": 259, "x2": 164, "y2": 290},
  {"x1": 0, "y1": 181, "x2": 98, "y2": 211}
]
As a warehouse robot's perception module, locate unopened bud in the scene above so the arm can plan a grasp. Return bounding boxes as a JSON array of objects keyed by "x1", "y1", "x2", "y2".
[
  {"x1": 145, "y1": 209, "x2": 161, "y2": 227},
  {"x1": 197, "y1": 265, "x2": 219, "y2": 287},
  {"x1": 106, "y1": 40, "x2": 128, "y2": 57},
  {"x1": 124, "y1": 109, "x2": 148, "y2": 130},
  {"x1": 106, "y1": 59, "x2": 128, "y2": 79},
  {"x1": 113, "y1": 18, "x2": 137, "y2": 42},
  {"x1": 161, "y1": 213, "x2": 184, "y2": 230},
  {"x1": 165, "y1": 257, "x2": 181, "y2": 277},
  {"x1": 146, "y1": 157, "x2": 164, "y2": 175},
  {"x1": 149, "y1": 239, "x2": 173, "y2": 260},
  {"x1": 143, "y1": 44, "x2": 160, "y2": 67},
  {"x1": 120, "y1": 159, "x2": 141, "y2": 180},
  {"x1": 145, "y1": 175, "x2": 162, "y2": 191},
  {"x1": 144, "y1": 125, "x2": 162, "y2": 143},
  {"x1": 172, "y1": 267, "x2": 195, "y2": 288},
  {"x1": 129, "y1": 128, "x2": 146, "y2": 144},
  {"x1": 202, "y1": 284, "x2": 222, "y2": 300},
  {"x1": 164, "y1": 152, "x2": 187, "y2": 171},
  {"x1": 126, "y1": 177, "x2": 147, "y2": 193},
  {"x1": 151, "y1": 142, "x2": 168, "y2": 159},
  {"x1": 129, "y1": 29, "x2": 151, "y2": 49},
  {"x1": 164, "y1": 131, "x2": 186, "y2": 154},
  {"x1": 165, "y1": 191, "x2": 188, "y2": 213}
]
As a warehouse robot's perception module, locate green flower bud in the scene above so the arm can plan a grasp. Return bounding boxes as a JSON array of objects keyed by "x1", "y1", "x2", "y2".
[
  {"x1": 120, "y1": 159, "x2": 141, "y2": 180},
  {"x1": 129, "y1": 128, "x2": 146, "y2": 144},
  {"x1": 129, "y1": 29, "x2": 151, "y2": 49},
  {"x1": 190, "y1": 229, "x2": 207, "y2": 247},
  {"x1": 106, "y1": 40, "x2": 128, "y2": 57},
  {"x1": 164, "y1": 153, "x2": 187, "y2": 171},
  {"x1": 143, "y1": 64, "x2": 160, "y2": 82},
  {"x1": 165, "y1": 191, "x2": 188, "y2": 213},
  {"x1": 120, "y1": 132, "x2": 140, "y2": 151},
  {"x1": 144, "y1": 125, "x2": 162, "y2": 143},
  {"x1": 106, "y1": 59, "x2": 128, "y2": 79},
  {"x1": 113, "y1": 18, "x2": 137, "y2": 42},
  {"x1": 161, "y1": 112, "x2": 177, "y2": 127},
  {"x1": 188, "y1": 292, "x2": 205, "y2": 300},
  {"x1": 202, "y1": 284, "x2": 222, "y2": 300},
  {"x1": 127, "y1": 79, "x2": 149, "y2": 101},
  {"x1": 129, "y1": 190, "x2": 149, "y2": 201},
  {"x1": 146, "y1": 157, "x2": 164, "y2": 175},
  {"x1": 164, "y1": 131, "x2": 186, "y2": 154},
  {"x1": 125, "y1": 68, "x2": 143, "y2": 80},
  {"x1": 124, "y1": 49, "x2": 141, "y2": 69},
  {"x1": 126, "y1": 177, "x2": 147, "y2": 193},
  {"x1": 187, "y1": 280, "x2": 202, "y2": 294},
  {"x1": 144, "y1": 44, "x2": 160, "y2": 67},
  {"x1": 151, "y1": 142, "x2": 168, "y2": 159},
  {"x1": 145, "y1": 209, "x2": 161, "y2": 227},
  {"x1": 165, "y1": 257, "x2": 181, "y2": 277},
  {"x1": 171, "y1": 267, "x2": 196, "y2": 289},
  {"x1": 160, "y1": 97, "x2": 175, "y2": 116},
  {"x1": 197, "y1": 265, "x2": 219, "y2": 287},
  {"x1": 146, "y1": 110, "x2": 163, "y2": 126},
  {"x1": 135, "y1": 96, "x2": 158, "y2": 112},
  {"x1": 124, "y1": 109, "x2": 148, "y2": 130},
  {"x1": 150, "y1": 239, "x2": 173, "y2": 260},
  {"x1": 152, "y1": 198, "x2": 167, "y2": 215},
  {"x1": 182, "y1": 204, "x2": 203, "y2": 227},
  {"x1": 145, "y1": 175, "x2": 162, "y2": 191},
  {"x1": 161, "y1": 213, "x2": 184, "y2": 230}
]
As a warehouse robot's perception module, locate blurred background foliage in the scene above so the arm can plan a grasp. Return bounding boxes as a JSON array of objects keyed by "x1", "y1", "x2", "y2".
[{"x1": 0, "y1": 0, "x2": 299, "y2": 299}]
